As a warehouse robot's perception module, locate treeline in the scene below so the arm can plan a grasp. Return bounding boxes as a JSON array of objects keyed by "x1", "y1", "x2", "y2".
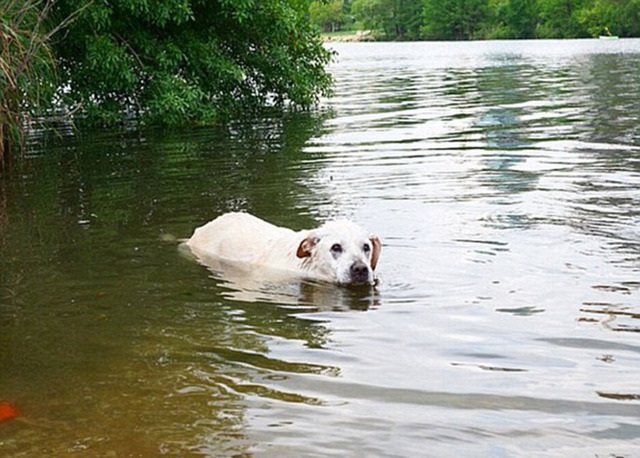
[{"x1": 311, "y1": 0, "x2": 640, "y2": 40}]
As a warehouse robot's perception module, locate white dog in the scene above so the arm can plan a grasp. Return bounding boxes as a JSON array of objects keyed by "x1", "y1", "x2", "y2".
[{"x1": 186, "y1": 212, "x2": 381, "y2": 286}]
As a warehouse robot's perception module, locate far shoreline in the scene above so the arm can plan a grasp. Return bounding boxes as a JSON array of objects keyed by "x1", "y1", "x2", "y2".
[
  {"x1": 322, "y1": 34, "x2": 638, "y2": 43},
  {"x1": 322, "y1": 30, "x2": 374, "y2": 43}
]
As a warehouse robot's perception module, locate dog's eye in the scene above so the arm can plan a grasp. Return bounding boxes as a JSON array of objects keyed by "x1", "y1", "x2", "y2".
[
  {"x1": 363, "y1": 243, "x2": 371, "y2": 253},
  {"x1": 331, "y1": 243, "x2": 343, "y2": 254}
]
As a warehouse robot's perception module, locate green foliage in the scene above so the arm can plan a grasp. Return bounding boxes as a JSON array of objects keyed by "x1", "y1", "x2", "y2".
[
  {"x1": 490, "y1": 0, "x2": 539, "y2": 38},
  {"x1": 422, "y1": 0, "x2": 491, "y2": 40},
  {"x1": 579, "y1": 0, "x2": 640, "y2": 37},
  {"x1": 310, "y1": 0, "x2": 347, "y2": 32},
  {"x1": 51, "y1": 0, "x2": 333, "y2": 127},
  {"x1": 343, "y1": 0, "x2": 640, "y2": 39},
  {"x1": 351, "y1": 0, "x2": 383, "y2": 31},
  {"x1": 392, "y1": 0, "x2": 424, "y2": 39},
  {"x1": 536, "y1": 0, "x2": 590, "y2": 37},
  {"x1": 352, "y1": 0, "x2": 423, "y2": 39}
]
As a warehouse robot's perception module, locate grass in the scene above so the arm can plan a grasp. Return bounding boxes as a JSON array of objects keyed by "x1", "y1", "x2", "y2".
[{"x1": 0, "y1": 0, "x2": 81, "y2": 172}]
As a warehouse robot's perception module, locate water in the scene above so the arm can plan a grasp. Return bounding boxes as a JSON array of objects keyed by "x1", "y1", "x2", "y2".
[{"x1": 1, "y1": 39, "x2": 640, "y2": 456}]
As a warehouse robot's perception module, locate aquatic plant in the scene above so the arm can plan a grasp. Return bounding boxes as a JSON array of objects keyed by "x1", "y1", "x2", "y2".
[{"x1": 0, "y1": 0, "x2": 58, "y2": 170}]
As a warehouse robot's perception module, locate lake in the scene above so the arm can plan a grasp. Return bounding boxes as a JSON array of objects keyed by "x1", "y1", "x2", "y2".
[{"x1": 1, "y1": 39, "x2": 640, "y2": 456}]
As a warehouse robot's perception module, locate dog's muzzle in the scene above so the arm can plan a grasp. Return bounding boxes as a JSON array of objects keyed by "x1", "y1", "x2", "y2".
[{"x1": 349, "y1": 260, "x2": 371, "y2": 284}]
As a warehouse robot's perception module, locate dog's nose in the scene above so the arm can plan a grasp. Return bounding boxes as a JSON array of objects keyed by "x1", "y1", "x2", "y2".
[{"x1": 350, "y1": 261, "x2": 370, "y2": 284}]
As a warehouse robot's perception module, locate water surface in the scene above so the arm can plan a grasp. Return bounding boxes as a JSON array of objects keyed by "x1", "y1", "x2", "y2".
[{"x1": 1, "y1": 39, "x2": 640, "y2": 456}]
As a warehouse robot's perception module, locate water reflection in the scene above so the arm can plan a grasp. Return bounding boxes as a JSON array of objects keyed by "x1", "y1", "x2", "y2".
[
  {"x1": 1, "y1": 112, "x2": 354, "y2": 455},
  {"x1": 583, "y1": 53, "x2": 640, "y2": 145},
  {"x1": 180, "y1": 244, "x2": 380, "y2": 310}
]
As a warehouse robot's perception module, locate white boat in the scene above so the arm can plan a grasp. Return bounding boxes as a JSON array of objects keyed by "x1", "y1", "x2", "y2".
[{"x1": 599, "y1": 27, "x2": 618, "y2": 40}]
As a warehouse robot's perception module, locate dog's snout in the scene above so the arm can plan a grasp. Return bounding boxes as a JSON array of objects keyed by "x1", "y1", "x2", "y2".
[{"x1": 349, "y1": 261, "x2": 370, "y2": 284}]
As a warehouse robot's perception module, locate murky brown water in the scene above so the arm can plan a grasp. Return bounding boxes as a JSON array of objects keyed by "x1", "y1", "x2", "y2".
[{"x1": 1, "y1": 39, "x2": 640, "y2": 456}]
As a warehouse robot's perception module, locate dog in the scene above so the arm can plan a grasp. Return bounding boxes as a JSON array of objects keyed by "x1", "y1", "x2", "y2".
[{"x1": 186, "y1": 212, "x2": 381, "y2": 286}]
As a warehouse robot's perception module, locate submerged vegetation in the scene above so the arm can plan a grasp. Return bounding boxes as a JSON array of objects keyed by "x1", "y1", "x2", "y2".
[
  {"x1": 311, "y1": 0, "x2": 640, "y2": 40},
  {"x1": 1, "y1": 0, "x2": 333, "y2": 168}
]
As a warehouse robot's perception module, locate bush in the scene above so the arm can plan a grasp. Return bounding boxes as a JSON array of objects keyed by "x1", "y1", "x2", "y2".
[
  {"x1": 51, "y1": 0, "x2": 334, "y2": 127},
  {"x1": 1, "y1": 0, "x2": 334, "y2": 170}
]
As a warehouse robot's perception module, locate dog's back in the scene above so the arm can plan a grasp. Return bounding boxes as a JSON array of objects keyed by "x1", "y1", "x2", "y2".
[{"x1": 186, "y1": 212, "x2": 296, "y2": 263}]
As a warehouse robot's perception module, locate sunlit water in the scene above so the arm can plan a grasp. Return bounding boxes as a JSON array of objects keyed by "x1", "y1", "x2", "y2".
[{"x1": 1, "y1": 40, "x2": 640, "y2": 456}]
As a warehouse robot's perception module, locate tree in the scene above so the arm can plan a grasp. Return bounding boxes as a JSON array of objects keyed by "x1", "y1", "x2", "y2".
[
  {"x1": 579, "y1": 0, "x2": 640, "y2": 37},
  {"x1": 310, "y1": 0, "x2": 345, "y2": 32},
  {"x1": 423, "y1": 0, "x2": 491, "y2": 40},
  {"x1": 351, "y1": 0, "x2": 384, "y2": 31},
  {"x1": 392, "y1": 0, "x2": 424, "y2": 39},
  {"x1": 491, "y1": 0, "x2": 539, "y2": 38},
  {"x1": 536, "y1": 0, "x2": 590, "y2": 37},
  {"x1": 352, "y1": 0, "x2": 423, "y2": 39},
  {"x1": 621, "y1": 0, "x2": 640, "y2": 36},
  {"x1": 50, "y1": 0, "x2": 333, "y2": 127}
]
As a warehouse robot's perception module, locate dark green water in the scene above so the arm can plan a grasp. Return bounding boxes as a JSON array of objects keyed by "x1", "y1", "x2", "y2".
[{"x1": 1, "y1": 40, "x2": 640, "y2": 456}]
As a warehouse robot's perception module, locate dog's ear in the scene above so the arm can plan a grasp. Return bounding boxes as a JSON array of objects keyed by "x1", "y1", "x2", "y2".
[
  {"x1": 370, "y1": 235, "x2": 382, "y2": 270},
  {"x1": 296, "y1": 235, "x2": 319, "y2": 258}
]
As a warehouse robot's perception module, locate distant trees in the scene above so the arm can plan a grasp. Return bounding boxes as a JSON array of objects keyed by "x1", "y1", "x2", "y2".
[
  {"x1": 310, "y1": 0, "x2": 347, "y2": 32},
  {"x1": 579, "y1": 0, "x2": 640, "y2": 37},
  {"x1": 536, "y1": 0, "x2": 590, "y2": 37},
  {"x1": 311, "y1": 0, "x2": 640, "y2": 39},
  {"x1": 491, "y1": 0, "x2": 539, "y2": 38},
  {"x1": 350, "y1": 0, "x2": 423, "y2": 39},
  {"x1": 422, "y1": 0, "x2": 490, "y2": 40}
]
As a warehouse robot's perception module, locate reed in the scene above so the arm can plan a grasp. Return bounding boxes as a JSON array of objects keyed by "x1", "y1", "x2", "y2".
[{"x1": 0, "y1": 0, "x2": 61, "y2": 171}]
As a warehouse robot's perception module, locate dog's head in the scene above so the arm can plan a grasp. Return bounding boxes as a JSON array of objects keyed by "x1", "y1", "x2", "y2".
[{"x1": 296, "y1": 220, "x2": 381, "y2": 286}]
